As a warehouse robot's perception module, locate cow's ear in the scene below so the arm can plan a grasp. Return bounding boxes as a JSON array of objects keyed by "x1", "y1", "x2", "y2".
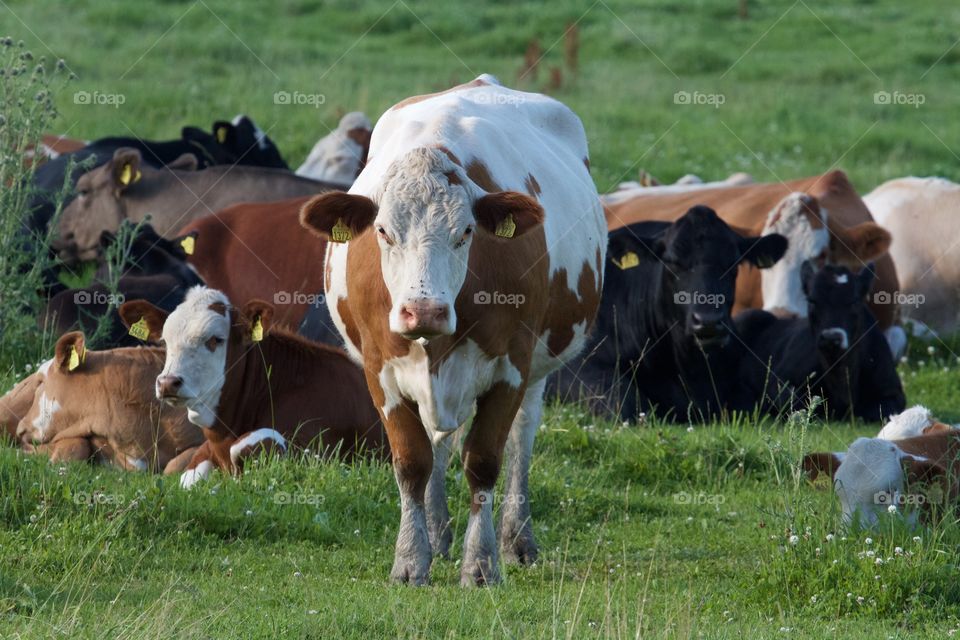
[
  {"x1": 239, "y1": 300, "x2": 274, "y2": 343},
  {"x1": 171, "y1": 230, "x2": 199, "y2": 257},
  {"x1": 118, "y1": 300, "x2": 168, "y2": 343},
  {"x1": 831, "y1": 222, "x2": 891, "y2": 264},
  {"x1": 608, "y1": 232, "x2": 662, "y2": 270},
  {"x1": 801, "y1": 260, "x2": 817, "y2": 298},
  {"x1": 924, "y1": 421, "x2": 953, "y2": 435},
  {"x1": 474, "y1": 191, "x2": 544, "y2": 239},
  {"x1": 856, "y1": 263, "x2": 876, "y2": 299},
  {"x1": 110, "y1": 148, "x2": 142, "y2": 191},
  {"x1": 902, "y1": 456, "x2": 958, "y2": 519},
  {"x1": 167, "y1": 153, "x2": 199, "y2": 172},
  {"x1": 739, "y1": 233, "x2": 788, "y2": 269},
  {"x1": 54, "y1": 332, "x2": 87, "y2": 374},
  {"x1": 300, "y1": 192, "x2": 377, "y2": 242},
  {"x1": 802, "y1": 452, "x2": 844, "y2": 482}
]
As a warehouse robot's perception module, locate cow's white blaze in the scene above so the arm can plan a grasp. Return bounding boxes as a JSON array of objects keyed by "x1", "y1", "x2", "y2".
[
  {"x1": 834, "y1": 437, "x2": 922, "y2": 528},
  {"x1": 373, "y1": 148, "x2": 476, "y2": 336},
  {"x1": 760, "y1": 193, "x2": 830, "y2": 316},
  {"x1": 296, "y1": 111, "x2": 371, "y2": 184},
  {"x1": 877, "y1": 405, "x2": 937, "y2": 440},
  {"x1": 158, "y1": 287, "x2": 231, "y2": 428},
  {"x1": 30, "y1": 391, "x2": 61, "y2": 442}
]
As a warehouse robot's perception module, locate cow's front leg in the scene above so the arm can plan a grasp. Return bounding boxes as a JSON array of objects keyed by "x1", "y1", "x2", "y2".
[
  {"x1": 426, "y1": 432, "x2": 454, "y2": 558},
  {"x1": 461, "y1": 382, "x2": 524, "y2": 587},
  {"x1": 228, "y1": 428, "x2": 287, "y2": 475},
  {"x1": 499, "y1": 378, "x2": 544, "y2": 565},
  {"x1": 384, "y1": 398, "x2": 433, "y2": 585},
  {"x1": 179, "y1": 440, "x2": 218, "y2": 489}
]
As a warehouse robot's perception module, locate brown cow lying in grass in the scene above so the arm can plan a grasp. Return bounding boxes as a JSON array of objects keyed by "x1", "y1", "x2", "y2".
[
  {"x1": 1, "y1": 332, "x2": 202, "y2": 472},
  {"x1": 119, "y1": 287, "x2": 387, "y2": 489}
]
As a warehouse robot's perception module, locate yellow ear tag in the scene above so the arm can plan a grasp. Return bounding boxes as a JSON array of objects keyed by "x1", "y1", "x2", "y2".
[
  {"x1": 330, "y1": 218, "x2": 352, "y2": 243},
  {"x1": 67, "y1": 345, "x2": 82, "y2": 371},
  {"x1": 216, "y1": 126, "x2": 228, "y2": 144},
  {"x1": 613, "y1": 251, "x2": 640, "y2": 270},
  {"x1": 129, "y1": 317, "x2": 150, "y2": 341},
  {"x1": 495, "y1": 214, "x2": 516, "y2": 239},
  {"x1": 180, "y1": 235, "x2": 195, "y2": 255},
  {"x1": 251, "y1": 316, "x2": 264, "y2": 342}
]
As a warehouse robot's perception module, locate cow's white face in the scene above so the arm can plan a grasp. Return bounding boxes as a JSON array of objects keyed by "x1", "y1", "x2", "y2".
[
  {"x1": 834, "y1": 437, "x2": 918, "y2": 528},
  {"x1": 156, "y1": 287, "x2": 231, "y2": 428},
  {"x1": 761, "y1": 193, "x2": 830, "y2": 316},
  {"x1": 374, "y1": 159, "x2": 475, "y2": 338}
]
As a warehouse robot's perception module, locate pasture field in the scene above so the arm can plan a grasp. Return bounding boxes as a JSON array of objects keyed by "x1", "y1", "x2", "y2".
[{"x1": 2, "y1": 0, "x2": 960, "y2": 637}]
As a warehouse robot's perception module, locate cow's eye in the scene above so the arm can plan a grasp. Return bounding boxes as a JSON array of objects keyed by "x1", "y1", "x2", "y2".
[
  {"x1": 454, "y1": 226, "x2": 473, "y2": 248},
  {"x1": 205, "y1": 336, "x2": 225, "y2": 352},
  {"x1": 77, "y1": 188, "x2": 90, "y2": 198},
  {"x1": 376, "y1": 226, "x2": 394, "y2": 246}
]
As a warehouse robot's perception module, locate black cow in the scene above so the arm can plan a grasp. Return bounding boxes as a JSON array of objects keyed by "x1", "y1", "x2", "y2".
[
  {"x1": 734, "y1": 263, "x2": 905, "y2": 421},
  {"x1": 547, "y1": 206, "x2": 788, "y2": 422},
  {"x1": 25, "y1": 115, "x2": 287, "y2": 237},
  {"x1": 42, "y1": 224, "x2": 204, "y2": 347}
]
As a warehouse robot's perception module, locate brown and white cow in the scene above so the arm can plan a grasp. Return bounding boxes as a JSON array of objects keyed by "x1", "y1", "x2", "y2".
[
  {"x1": 3, "y1": 332, "x2": 202, "y2": 472},
  {"x1": 119, "y1": 287, "x2": 387, "y2": 489},
  {"x1": 865, "y1": 176, "x2": 960, "y2": 335},
  {"x1": 299, "y1": 74, "x2": 605, "y2": 586},
  {"x1": 296, "y1": 112, "x2": 373, "y2": 185},
  {"x1": 602, "y1": 171, "x2": 901, "y2": 354}
]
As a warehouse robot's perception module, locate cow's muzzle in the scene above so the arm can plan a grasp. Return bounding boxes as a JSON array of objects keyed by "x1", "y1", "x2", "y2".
[
  {"x1": 818, "y1": 328, "x2": 850, "y2": 354},
  {"x1": 156, "y1": 374, "x2": 185, "y2": 402},
  {"x1": 398, "y1": 299, "x2": 452, "y2": 339},
  {"x1": 691, "y1": 312, "x2": 729, "y2": 348}
]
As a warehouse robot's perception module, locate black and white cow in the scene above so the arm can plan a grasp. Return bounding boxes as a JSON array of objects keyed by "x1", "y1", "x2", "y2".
[
  {"x1": 547, "y1": 205, "x2": 787, "y2": 421},
  {"x1": 734, "y1": 263, "x2": 905, "y2": 421}
]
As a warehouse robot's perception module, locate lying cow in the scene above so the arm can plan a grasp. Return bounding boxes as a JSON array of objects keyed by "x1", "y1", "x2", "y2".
[
  {"x1": 42, "y1": 224, "x2": 204, "y2": 347},
  {"x1": 546, "y1": 206, "x2": 787, "y2": 421},
  {"x1": 803, "y1": 426, "x2": 959, "y2": 528},
  {"x1": 4, "y1": 332, "x2": 201, "y2": 471},
  {"x1": 177, "y1": 196, "x2": 334, "y2": 334},
  {"x1": 603, "y1": 171, "x2": 900, "y2": 354},
  {"x1": 865, "y1": 176, "x2": 960, "y2": 335},
  {"x1": 301, "y1": 75, "x2": 606, "y2": 585},
  {"x1": 607, "y1": 171, "x2": 754, "y2": 200},
  {"x1": 53, "y1": 147, "x2": 339, "y2": 263},
  {"x1": 27, "y1": 115, "x2": 287, "y2": 237},
  {"x1": 118, "y1": 288, "x2": 387, "y2": 489},
  {"x1": 296, "y1": 112, "x2": 373, "y2": 185},
  {"x1": 735, "y1": 263, "x2": 905, "y2": 421}
]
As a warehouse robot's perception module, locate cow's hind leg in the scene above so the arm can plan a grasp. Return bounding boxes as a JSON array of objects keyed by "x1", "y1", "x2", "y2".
[
  {"x1": 499, "y1": 378, "x2": 543, "y2": 565},
  {"x1": 460, "y1": 382, "x2": 524, "y2": 587},
  {"x1": 426, "y1": 432, "x2": 454, "y2": 558}
]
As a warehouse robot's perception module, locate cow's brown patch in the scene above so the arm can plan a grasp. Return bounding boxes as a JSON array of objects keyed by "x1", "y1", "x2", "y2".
[
  {"x1": 466, "y1": 160, "x2": 501, "y2": 192},
  {"x1": 544, "y1": 259, "x2": 601, "y2": 357},
  {"x1": 390, "y1": 78, "x2": 490, "y2": 111},
  {"x1": 435, "y1": 145, "x2": 462, "y2": 167}
]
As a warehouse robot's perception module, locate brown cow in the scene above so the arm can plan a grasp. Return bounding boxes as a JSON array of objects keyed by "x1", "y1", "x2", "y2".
[
  {"x1": 119, "y1": 288, "x2": 387, "y2": 489},
  {"x1": 53, "y1": 147, "x2": 340, "y2": 263},
  {"x1": 5, "y1": 332, "x2": 201, "y2": 472},
  {"x1": 177, "y1": 196, "x2": 325, "y2": 330},
  {"x1": 602, "y1": 171, "x2": 898, "y2": 341}
]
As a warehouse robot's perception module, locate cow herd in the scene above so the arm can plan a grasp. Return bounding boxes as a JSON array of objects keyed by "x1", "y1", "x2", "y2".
[{"x1": 2, "y1": 75, "x2": 958, "y2": 586}]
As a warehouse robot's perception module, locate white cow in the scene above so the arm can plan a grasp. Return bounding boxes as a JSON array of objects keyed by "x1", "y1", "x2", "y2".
[{"x1": 296, "y1": 112, "x2": 372, "y2": 186}]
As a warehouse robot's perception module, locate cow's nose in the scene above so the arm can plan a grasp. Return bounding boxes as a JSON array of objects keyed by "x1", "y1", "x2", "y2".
[
  {"x1": 156, "y1": 375, "x2": 184, "y2": 399},
  {"x1": 691, "y1": 312, "x2": 729, "y2": 345},
  {"x1": 399, "y1": 299, "x2": 451, "y2": 338},
  {"x1": 818, "y1": 328, "x2": 849, "y2": 352}
]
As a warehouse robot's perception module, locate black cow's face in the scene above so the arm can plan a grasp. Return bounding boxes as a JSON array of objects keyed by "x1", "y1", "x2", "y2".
[
  {"x1": 98, "y1": 223, "x2": 203, "y2": 287},
  {"x1": 610, "y1": 206, "x2": 788, "y2": 349},
  {"x1": 802, "y1": 262, "x2": 874, "y2": 362},
  {"x1": 180, "y1": 116, "x2": 288, "y2": 169}
]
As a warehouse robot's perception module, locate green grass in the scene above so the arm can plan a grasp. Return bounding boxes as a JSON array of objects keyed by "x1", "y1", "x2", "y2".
[{"x1": 3, "y1": 0, "x2": 960, "y2": 637}]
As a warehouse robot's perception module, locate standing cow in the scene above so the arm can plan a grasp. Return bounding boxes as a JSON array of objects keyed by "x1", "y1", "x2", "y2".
[{"x1": 300, "y1": 75, "x2": 605, "y2": 586}]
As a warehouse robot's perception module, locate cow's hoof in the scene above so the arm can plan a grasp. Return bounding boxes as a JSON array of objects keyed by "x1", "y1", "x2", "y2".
[
  {"x1": 460, "y1": 561, "x2": 502, "y2": 587},
  {"x1": 500, "y1": 531, "x2": 539, "y2": 565},
  {"x1": 390, "y1": 562, "x2": 430, "y2": 586}
]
